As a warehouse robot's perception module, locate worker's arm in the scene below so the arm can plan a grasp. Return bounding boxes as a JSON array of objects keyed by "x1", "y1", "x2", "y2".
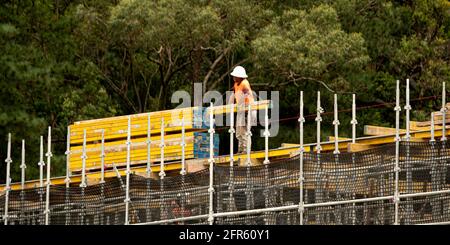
[{"x1": 242, "y1": 82, "x2": 254, "y2": 102}]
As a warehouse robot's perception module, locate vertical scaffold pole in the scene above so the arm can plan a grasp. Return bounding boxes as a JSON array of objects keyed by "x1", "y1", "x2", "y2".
[
  {"x1": 100, "y1": 129, "x2": 105, "y2": 184},
  {"x1": 125, "y1": 116, "x2": 131, "y2": 225},
  {"x1": 246, "y1": 103, "x2": 252, "y2": 166},
  {"x1": 65, "y1": 126, "x2": 71, "y2": 187},
  {"x1": 145, "y1": 113, "x2": 152, "y2": 222},
  {"x1": 160, "y1": 117, "x2": 166, "y2": 179},
  {"x1": 405, "y1": 79, "x2": 411, "y2": 140},
  {"x1": 64, "y1": 126, "x2": 71, "y2": 225},
  {"x1": 333, "y1": 94, "x2": 340, "y2": 155},
  {"x1": 441, "y1": 82, "x2": 447, "y2": 143},
  {"x1": 228, "y1": 103, "x2": 236, "y2": 212},
  {"x1": 81, "y1": 129, "x2": 87, "y2": 188},
  {"x1": 229, "y1": 104, "x2": 235, "y2": 166},
  {"x1": 159, "y1": 117, "x2": 166, "y2": 221},
  {"x1": 394, "y1": 80, "x2": 401, "y2": 225},
  {"x1": 98, "y1": 129, "x2": 106, "y2": 224},
  {"x1": 208, "y1": 103, "x2": 215, "y2": 225},
  {"x1": 263, "y1": 103, "x2": 270, "y2": 218},
  {"x1": 333, "y1": 93, "x2": 342, "y2": 224},
  {"x1": 298, "y1": 91, "x2": 305, "y2": 225},
  {"x1": 430, "y1": 112, "x2": 439, "y2": 220},
  {"x1": 3, "y1": 133, "x2": 12, "y2": 225},
  {"x1": 20, "y1": 139, "x2": 26, "y2": 224},
  {"x1": 315, "y1": 91, "x2": 324, "y2": 224},
  {"x1": 181, "y1": 115, "x2": 186, "y2": 176},
  {"x1": 39, "y1": 136, "x2": 45, "y2": 188},
  {"x1": 316, "y1": 91, "x2": 323, "y2": 153},
  {"x1": 45, "y1": 126, "x2": 52, "y2": 225},
  {"x1": 21, "y1": 140, "x2": 26, "y2": 190},
  {"x1": 351, "y1": 94, "x2": 358, "y2": 144},
  {"x1": 431, "y1": 112, "x2": 435, "y2": 143},
  {"x1": 80, "y1": 129, "x2": 87, "y2": 225},
  {"x1": 38, "y1": 135, "x2": 44, "y2": 224},
  {"x1": 440, "y1": 82, "x2": 448, "y2": 218},
  {"x1": 404, "y1": 78, "x2": 412, "y2": 225},
  {"x1": 350, "y1": 94, "x2": 358, "y2": 225},
  {"x1": 263, "y1": 105, "x2": 270, "y2": 165},
  {"x1": 180, "y1": 114, "x2": 187, "y2": 224},
  {"x1": 146, "y1": 113, "x2": 152, "y2": 178}
]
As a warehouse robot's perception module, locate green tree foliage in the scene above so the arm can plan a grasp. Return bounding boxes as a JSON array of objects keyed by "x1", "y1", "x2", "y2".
[
  {"x1": 0, "y1": 0, "x2": 449, "y2": 182},
  {"x1": 0, "y1": 1, "x2": 118, "y2": 181},
  {"x1": 76, "y1": 0, "x2": 270, "y2": 112},
  {"x1": 251, "y1": 4, "x2": 370, "y2": 133}
]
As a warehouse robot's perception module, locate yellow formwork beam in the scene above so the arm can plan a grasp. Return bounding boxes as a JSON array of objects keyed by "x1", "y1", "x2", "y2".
[
  {"x1": 364, "y1": 125, "x2": 408, "y2": 136},
  {"x1": 69, "y1": 101, "x2": 270, "y2": 144}
]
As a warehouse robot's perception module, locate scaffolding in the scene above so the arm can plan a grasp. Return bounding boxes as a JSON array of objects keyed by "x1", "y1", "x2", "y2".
[{"x1": 0, "y1": 80, "x2": 449, "y2": 225}]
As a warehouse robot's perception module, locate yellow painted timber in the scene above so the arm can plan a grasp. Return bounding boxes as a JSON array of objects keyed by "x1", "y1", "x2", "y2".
[
  {"x1": 73, "y1": 107, "x2": 193, "y2": 126},
  {"x1": 348, "y1": 143, "x2": 373, "y2": 152},
  {"x1": 70, "y1": 123, "x2": 195, "y2": 144},
  {"x1": 70, "y1": 147, "x2": 194, "y2": 172},
  {"x1": 69, "y1": 101, "x2": 270, "y2": 144},
  {"x1": 282, "y1": 137, "x2": 350, "y2": 148},
  {"x1": 208, "y1": 100, "x2": 270, "y2": 115},
  {"x1": 69, "y1": 132, "x2": 197, "y2": 172},
  {"x1": 433, "y1": 111, "x2": 450, "y2": 121},
  {"x1": 315, "y1": 141, "x2": 351, "y2": 152},
  {"x1": 327, "y1": 136, "x2": 351, "y2": 141},
  {"x1": 70, "y1": 145, "x2": 194, "y2": 164},
  {"x1": 411, "y1": 121, "x2": 448, "y2": 130},
  {"x1": 70, "y1": 132, "x2": 195, "y2": 152},
  {"x1": 364, "y1": 125, "x2": 408, "y2": 136},
  {"x1": 280, "y1": 143, "x2": 300, "y2": 148}
]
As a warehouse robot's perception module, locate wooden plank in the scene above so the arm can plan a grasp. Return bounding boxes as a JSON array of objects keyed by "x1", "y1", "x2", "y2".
[
  {"x1": 69, "y1": 147, "x2": 195, "y2": 172},
  {"x1": 70, "y1": 121, "x2": 196, "y2": 144},
  {"x1": 70, "y1": 132, "x2": 195, "y2": 152},
  {"x1": 348, "y1": 143, "x2": 373, "y2": 152},
  {"x1": 69, "y1": 132, "x2": 217, "y2": 173},
  {"x1": 69, "y1": 101, "x2": 270, "y2": 144},
  {"x1": 282, "y1": 137, "x2": 351, "y2": 149},
  {"x1": 410, "y1": 120, "x2": 450, "y2": 130},
  {"x1": 209, "y1": 100, "x2": 270, "y2": 115},
  {"x1": 364, "y1": 125, "x2": 408, "y2": 136},
  {"x1": 327, "y1": 136, "x2": 351, "y2": 141}
]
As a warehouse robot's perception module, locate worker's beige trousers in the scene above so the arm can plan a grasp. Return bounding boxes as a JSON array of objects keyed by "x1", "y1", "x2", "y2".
[{"x1": 236, "y1": 109, "x2": 252, "y2": 153}]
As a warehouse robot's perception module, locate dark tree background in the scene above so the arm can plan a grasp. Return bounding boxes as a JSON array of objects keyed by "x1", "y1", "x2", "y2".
[{"x1": 0, "y1": 0, "x2": 449, "y2": 182}]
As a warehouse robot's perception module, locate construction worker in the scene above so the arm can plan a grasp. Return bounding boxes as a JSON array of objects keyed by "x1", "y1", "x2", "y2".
[{"x1": 229, "y1": 66, "x2": 256, "y2": 154}]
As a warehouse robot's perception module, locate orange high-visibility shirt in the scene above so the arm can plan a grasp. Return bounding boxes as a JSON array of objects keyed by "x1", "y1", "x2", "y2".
[{"x1": 234, "y1": 79, "x2": 254, "y2": 105}]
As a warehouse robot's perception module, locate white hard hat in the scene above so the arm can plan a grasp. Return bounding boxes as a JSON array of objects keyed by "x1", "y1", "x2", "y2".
[{"x1": 230, "y1": 66, "x2": 248, "y2": 78}]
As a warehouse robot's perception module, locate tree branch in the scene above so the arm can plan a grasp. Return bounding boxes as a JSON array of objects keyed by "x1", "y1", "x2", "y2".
[
  {"x1": 280, "y1": 71, "x2": 335, "y2": 93},
  {"x1": 203, "y1": 47, "x2": 231, "y2": 90}
]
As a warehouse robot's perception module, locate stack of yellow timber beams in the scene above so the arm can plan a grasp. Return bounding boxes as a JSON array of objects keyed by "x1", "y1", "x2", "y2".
[
  {"x1": 69, "y1": 100, "x2": 270, "y2": 173},
  {"x1": 69, "y1": 108, "x2": 196, "y2": 173}
]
